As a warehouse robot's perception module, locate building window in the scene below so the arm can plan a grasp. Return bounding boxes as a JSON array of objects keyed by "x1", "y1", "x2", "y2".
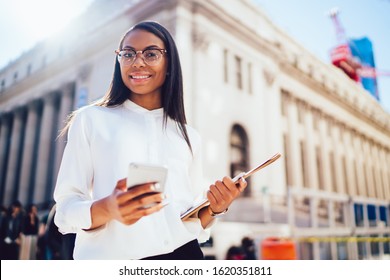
[
  {"x1": 248, "y1": 62, "x2": 252, "y2": 94},
  {"x1": 230, "y1": 124, "x2": 250, "y2": 196},
  {"x1": 300, "y1": 141, "x2": 308, "y2": 188},
  {"x1": 281, "y1": 94, "x2": 286, "y2": 116},
  {"x1": 224, "y1": 49, "x2": 228, "y2": 83},
  {"x1": 354, "y1": 160, "x2": 361, "y2": 196},
  {"x1": 378, "y1": 169, "x2": 385, "y2": 199},
  {"x1": 363, "y1": 162, "x2": 369, "y2": 197},
  {"x1": 1, "y1": 79, "x2": 5, "y2": 92},
  {"x1": 283, "y1": 134, "x2": 291, "y2": 187},
  {"x1": 297, "y1": 102, "x2": 304, "y2": 124},
  {"x1": 329, "y1": 152, "x2": 337, "y2": 193},
  {"x1": 313, "y1": 112, "x2": 319, "y2": 131},
  {"x1": 371, "y1": 166, "x2": 377, "y2": 198},
  {"x1": 317, "y1": 146, "x2": 324, "y2": 190},
  {"x1": 342, "y1": 156, "x2": 348, "y2": 194},
  {"x1": 27, "y1": 64, "x2": 32, "y2": 76},
  {"x1": 235, "y1": 55, "x2": 242, "y2": 90}
]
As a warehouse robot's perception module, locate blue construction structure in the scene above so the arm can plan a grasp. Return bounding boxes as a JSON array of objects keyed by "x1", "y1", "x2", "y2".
[{"x1": 349, "y1": 37, "x2": 380, "y2": 101}]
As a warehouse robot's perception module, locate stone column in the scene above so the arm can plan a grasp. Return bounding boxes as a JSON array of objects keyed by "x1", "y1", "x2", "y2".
[
  {"x1": 18, "y1": 101, "x2": 39, "y2": 205},
  {"x1": 387, "y1": 152, "x2": 390, "y2": 200},
  {"x1": 363, "y1": 140, "x2": 375, "y2": 198},
  {"x1": 318, "y1": 116, "x2": 331, "y2": 192},
  {"x1": 33, "y1": 94, "x2": 56, "y2": 205},
  {"x1": 0, "y1": 114, "x2": 12, "y2": 204},
  {"x1": 372, "y1": 146, "x2": 382, "y2": 199},
  {"x1": 343, "y1": 130, "x2": 356, "y2": 196},
  {"x1": 54, "y1": 83, "x2": 75, "y2": 181},
  {"x1": 286, "y1": 96, "x2": 302, "y2": 188},
  {"x1": 4, "y1": 109, "x2": 25, "y2": 204},
  {"x1": 331, "y1": 123, "x2": 345, "y2": 194},
  {"x1": 354, "y1": 136, "x2": 366, "y2": 197},
  {"x1": 304, "y1": 107, "x2": 318, "y2": 190},
  {"x1": 380, "y1": 149, "x2": 390, "y2": 200}
]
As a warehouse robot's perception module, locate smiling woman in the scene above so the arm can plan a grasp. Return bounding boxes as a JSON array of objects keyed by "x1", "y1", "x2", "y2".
[{"x1": 53, "y1": 20, "x2": 248, "y2": 260}]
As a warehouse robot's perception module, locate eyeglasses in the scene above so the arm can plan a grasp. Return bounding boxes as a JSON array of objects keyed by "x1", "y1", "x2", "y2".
[{"x1": 116, "y1": 49, "x2": 167, "y2": 66}]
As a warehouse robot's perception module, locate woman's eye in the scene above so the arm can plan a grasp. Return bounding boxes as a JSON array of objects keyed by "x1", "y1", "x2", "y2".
[
  {"x1": 145, "y1": 51, "x2": 158, "y2": 58},
  {"x1": 124, "y1": 52, "x2": 135, "y2": 58}
]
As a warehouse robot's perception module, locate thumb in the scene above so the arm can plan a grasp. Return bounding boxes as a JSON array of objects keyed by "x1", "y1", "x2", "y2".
[{"x1": 115, "y1": 178, "x2": 127, "y2": 192}]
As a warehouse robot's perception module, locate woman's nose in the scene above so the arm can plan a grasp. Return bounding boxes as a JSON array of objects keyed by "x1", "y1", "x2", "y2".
[{"x1": 132, "y1": 53, "x2": 146, "y2": 67}]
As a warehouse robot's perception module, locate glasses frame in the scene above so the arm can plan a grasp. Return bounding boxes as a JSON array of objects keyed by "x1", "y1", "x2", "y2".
[{"x1": 115, "y1": 48, "x2": 167, "y2": 66}]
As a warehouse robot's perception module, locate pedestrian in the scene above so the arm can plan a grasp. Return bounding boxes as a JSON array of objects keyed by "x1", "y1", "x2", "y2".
[
  {"x1": 20, "y1": 204, "x2": 39, "y2": 259},
  {"x1": 2, "y1": 200, "x2": 24, "y2": 259},
  {"x1": 225, "y1": 245, "x2": 245, "y2": 260},
  {"x1": 54, "y1": 21, "x2": 247, "y2": 260},
  {"x1": 0, "y1": 205, "x2": 8, "y2": 259},
  {"x1": 241, "y1": 236, "x2": 257, "y2": 260}
]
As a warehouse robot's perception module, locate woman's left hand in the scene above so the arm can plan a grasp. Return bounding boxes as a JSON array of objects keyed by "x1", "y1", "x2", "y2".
[{"x1": 207, "y1": 176, "x2": 247, "y2": 214}]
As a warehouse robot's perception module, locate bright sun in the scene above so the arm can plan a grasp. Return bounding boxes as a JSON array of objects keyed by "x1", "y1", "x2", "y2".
[{"x1": 11, "y1": 0, "x2": 93, "y2": 41}]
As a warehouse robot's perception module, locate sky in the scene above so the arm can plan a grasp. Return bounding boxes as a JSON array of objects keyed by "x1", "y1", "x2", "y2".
[
  {"x1": 256, "y1": 0, "x2": 390, "y2": 113},
  {"x1": 0, "y1": 0, "x2": 389, "y2": 113}
]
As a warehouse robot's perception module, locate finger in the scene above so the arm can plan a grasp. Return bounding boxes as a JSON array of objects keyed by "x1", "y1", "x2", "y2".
[
  {"x1": 122, "y1": 200, "x2": 166, "y2": 225},
  {"x1": 236, "y1": 178, "x2": 247, "y2": 193},
  {"x1": 207, "y1": 189, "x2": 217, "y2": 205},
  {"x1": 120, "y1": 183, "x2": 159, "y2": 203},
  {"x1": 222, "y1": 176, "x2": 239, "y2": 191},
  {"x1": 216, "y1": 179, "x2": 235, "y2": 201},
  {"x1": 121, "y1": 192, "x2": 165, "y2": 214},
  {"x1": 210, "y1": 182, "x2": 225, "y2": 201}
]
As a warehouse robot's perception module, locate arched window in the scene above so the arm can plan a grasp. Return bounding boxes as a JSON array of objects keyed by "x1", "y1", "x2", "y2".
[{"x1": 230, "y1": 124, "x2": 250, "y2": 196}]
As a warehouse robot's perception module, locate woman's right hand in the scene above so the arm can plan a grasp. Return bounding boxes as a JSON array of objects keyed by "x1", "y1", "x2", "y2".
[
  {"x1": 88, "y1": 178, "x2": 166, "y2": 230},
  {"x1": 107, "y1": 178, "x2": 166, "y2": 225}
]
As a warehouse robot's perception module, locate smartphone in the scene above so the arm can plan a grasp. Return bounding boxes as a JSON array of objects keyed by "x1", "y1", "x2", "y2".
[{"x1": 127, "y1": 163, "x2": 168, "y2": 193}]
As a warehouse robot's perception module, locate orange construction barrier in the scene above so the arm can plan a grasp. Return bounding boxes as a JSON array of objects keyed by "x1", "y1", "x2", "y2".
[{"x1": 260, "y1": 237, "x2": 296, "y2": 260}]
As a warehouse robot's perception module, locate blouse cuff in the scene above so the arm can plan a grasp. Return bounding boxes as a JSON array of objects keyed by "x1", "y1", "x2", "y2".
[{"x1": 56, "y1": 200, "x2": 94, "y2": 233}]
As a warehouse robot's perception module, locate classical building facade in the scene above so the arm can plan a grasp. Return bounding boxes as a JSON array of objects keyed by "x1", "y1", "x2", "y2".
[{"x1": 1, "y1": 0, "x2": 389, "y2": 259}]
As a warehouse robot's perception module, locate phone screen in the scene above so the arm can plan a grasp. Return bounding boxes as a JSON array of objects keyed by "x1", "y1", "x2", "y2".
[{"x1": 127, "y1": 163, "x2": 168, "y2": 192}]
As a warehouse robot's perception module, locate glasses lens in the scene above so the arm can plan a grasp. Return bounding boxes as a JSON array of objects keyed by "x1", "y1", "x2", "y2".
[
  {"x1": 117, "y1": 49, "x2": 164, "y2": 66},
  {"x1": 143, "y1": 50, "x2": 162, "y2": 65},
  {"x1": 118, "y1": 50, "x2": 136, "y2": 64}
]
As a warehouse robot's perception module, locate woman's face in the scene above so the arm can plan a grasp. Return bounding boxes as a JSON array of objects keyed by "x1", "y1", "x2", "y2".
[{"x1": 119, "y1": 29, "x2": 168, "y2": 109}]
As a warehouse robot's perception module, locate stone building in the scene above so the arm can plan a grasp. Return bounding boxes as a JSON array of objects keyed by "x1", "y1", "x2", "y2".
[{"x1": 0, "y1": 0, "x2": 389, "y2": 259}]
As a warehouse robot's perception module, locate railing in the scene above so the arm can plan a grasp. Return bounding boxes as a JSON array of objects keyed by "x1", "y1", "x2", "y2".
[{"x1": 286, "y1": 186, "x2": 390, "y2": 260}]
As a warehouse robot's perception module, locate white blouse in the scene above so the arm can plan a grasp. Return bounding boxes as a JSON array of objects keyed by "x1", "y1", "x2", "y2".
[{"x1": 54, "y1": 99, "x2": 210, "y2": 259}]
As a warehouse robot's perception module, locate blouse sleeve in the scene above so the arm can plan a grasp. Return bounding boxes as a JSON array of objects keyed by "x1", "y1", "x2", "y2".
[{"x1": 53, "y1": 108, "x2": 95, "y2": 234}]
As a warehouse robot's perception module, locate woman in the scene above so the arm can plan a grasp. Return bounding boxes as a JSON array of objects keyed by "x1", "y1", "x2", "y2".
[
  {"x1": 20, "y1": 204, "x2": 39, "y2": 259},
  {"x1": 54, "y1": 21, "x2": 246, "y2": 260}
]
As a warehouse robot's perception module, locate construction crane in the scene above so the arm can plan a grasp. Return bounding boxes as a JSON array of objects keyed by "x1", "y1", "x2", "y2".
[
  {"x1": 328, "y1": 8, "x2": 390, "y2": 80},
  {"x1": 328, "y1": 7, "x2": 361, "y2": 82},
  {"x1": 328, "y1": 7, "x2": 389, "y2": 101}
]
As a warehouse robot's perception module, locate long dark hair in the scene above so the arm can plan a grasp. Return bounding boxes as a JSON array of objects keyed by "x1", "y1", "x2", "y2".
[
  {"x1": 96, "y1": 21, "x2": 192, "y2": 151},
  {"x1": 60, "y1": 22, "x2": 192, "y2": 151}
]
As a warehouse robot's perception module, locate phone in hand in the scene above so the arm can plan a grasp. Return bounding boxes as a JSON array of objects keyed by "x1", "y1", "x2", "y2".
[
  {"x1": 127, "y1": 163, "x2": 168, "y2": 192},
  {"x1": 127, "y1": 163, "x2": 168, "y2": 209}
]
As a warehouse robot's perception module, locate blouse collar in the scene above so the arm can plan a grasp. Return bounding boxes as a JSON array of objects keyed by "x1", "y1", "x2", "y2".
[{"x1": 123, "y1": 99, "x2": 164, "y2": 117}]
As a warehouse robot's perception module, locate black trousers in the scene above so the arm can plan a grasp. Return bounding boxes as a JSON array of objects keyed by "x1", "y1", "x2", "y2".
[{"x1": 142, "y1": 239, "x2": 204, "y2": 260}]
